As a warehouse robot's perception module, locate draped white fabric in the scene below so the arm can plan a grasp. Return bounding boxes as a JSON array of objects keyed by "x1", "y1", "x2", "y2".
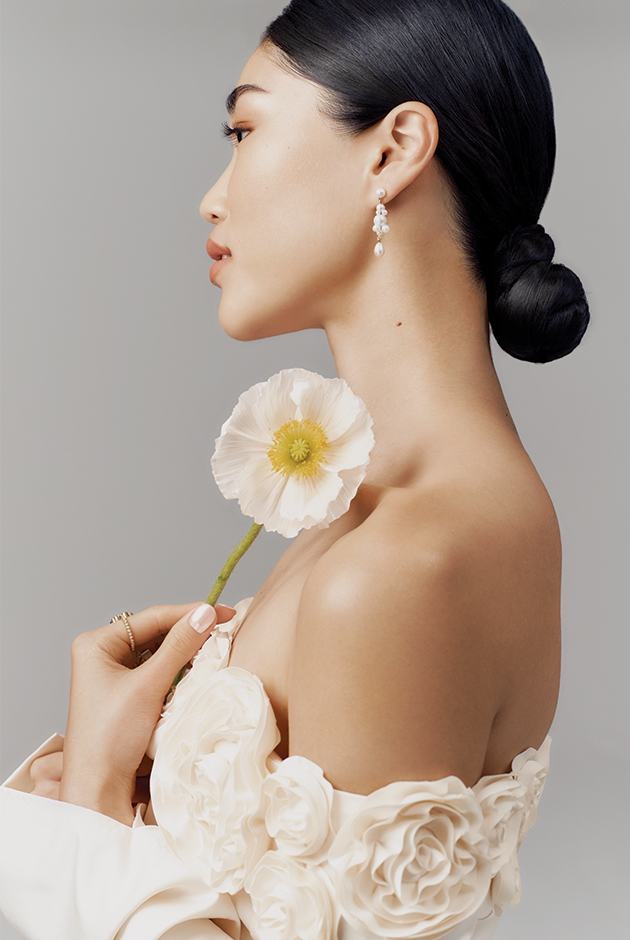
[
  {"x1": 0, "y1": 737, "x2": 241, "y2": 940},
  {"x1": 0, "y1": 599, "x2": 549, "y2": 940}
]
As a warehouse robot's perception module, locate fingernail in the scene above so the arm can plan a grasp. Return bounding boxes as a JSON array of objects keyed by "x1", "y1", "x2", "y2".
[{"x1": 188, "y1": 603, "x2": 217, "y2": 633}]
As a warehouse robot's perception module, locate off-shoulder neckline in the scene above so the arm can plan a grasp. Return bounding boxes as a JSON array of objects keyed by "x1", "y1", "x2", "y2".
[
  {"x1": 330, "y1": 733, "x2": 552, "y2": 797},
  {"x1": 211, "y1": 599, "x2": 551, "y2": 798}
]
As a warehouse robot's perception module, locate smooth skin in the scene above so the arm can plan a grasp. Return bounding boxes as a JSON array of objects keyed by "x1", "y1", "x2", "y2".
[{"x1": 36, "y1": 43, "x2": 561, "y2": 821}]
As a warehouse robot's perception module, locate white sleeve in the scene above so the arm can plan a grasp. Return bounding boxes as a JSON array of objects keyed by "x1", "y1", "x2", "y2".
[{"x1": 0, "y1": 735, "x2": 241, "y2": 940}]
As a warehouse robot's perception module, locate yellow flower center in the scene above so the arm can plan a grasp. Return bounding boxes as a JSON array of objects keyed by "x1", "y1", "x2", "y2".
[
  {"x1": 289, "y1": 438, "x2": 310, "y2": 462},
  {"x1": 267, "y1": 418, "x2": 329, "y2": 478}
]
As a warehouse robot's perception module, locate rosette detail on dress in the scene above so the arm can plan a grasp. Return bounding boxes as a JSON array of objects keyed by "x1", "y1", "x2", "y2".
[
  {"x1": 147, "y1": 604, "x2": 551, "y2": 939},
  {"x1": 146, "y1": 598, "x2": 253, "y2": 761},
  {"x1": 327, "y1": 778, "x2": 492, "y2": 939},
  {"x1": 263, "y1": 755, "x2": 335, "y2": 861},
  {"x1": 473, "y1": 737, "x2": 551, "y2": 913},
  {"x1": 236, "y1": 852, "x2": 337, "y2": 940},
  {"x1": 151, "y1": 664, "x2": 280, "y2": 894}
]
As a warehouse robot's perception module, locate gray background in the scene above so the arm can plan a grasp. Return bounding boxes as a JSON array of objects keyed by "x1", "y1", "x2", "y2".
[{"x1": 1, "y1": 1, "x2": 628, "y2": 937}]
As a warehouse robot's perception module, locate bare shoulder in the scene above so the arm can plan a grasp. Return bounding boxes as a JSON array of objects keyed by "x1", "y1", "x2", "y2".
[{"x1": 287, "y1": 455, "x2": 561, "y2": 793}]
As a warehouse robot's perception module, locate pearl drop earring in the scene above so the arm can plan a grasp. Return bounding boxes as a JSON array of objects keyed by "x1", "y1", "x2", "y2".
[{"x1": 373, "y1": 188, "x2": 389, "y2": 257}]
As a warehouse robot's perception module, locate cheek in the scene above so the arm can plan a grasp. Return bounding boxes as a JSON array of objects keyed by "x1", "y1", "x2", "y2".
[{"x1": 226, "y1": 146, "x2": 366, "y2": 324}]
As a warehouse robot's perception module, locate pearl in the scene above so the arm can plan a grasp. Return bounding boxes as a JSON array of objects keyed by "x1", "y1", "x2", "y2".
[
  {"x1": 382, "y1": 224, "x2": 390, "y2": 233},
  {"x1": 374, "y1": 242, "x2": 384, "y2": 257},
  {"x1": 376, "y1": 188, "x2": 386, "y2": 198}
]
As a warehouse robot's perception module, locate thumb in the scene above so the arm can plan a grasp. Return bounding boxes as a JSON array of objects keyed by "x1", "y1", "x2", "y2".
[{"x1": 144, "y1": 603, "x2": 218, "y2": 693}]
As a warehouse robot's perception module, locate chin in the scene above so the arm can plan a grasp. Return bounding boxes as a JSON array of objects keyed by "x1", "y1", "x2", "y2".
[{"x1": 217, "y1": 294, "x2": 316, "y2": 342}]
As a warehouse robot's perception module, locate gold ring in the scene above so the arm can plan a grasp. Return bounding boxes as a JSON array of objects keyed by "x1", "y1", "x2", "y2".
[{"x1": 110, "y1": 612, "x2": 139, "y2": 664}]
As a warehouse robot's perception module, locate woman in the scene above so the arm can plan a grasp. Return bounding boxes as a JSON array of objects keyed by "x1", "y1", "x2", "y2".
[{"x1": 1, "y1": 1, "x2": 589, "y2": 939}]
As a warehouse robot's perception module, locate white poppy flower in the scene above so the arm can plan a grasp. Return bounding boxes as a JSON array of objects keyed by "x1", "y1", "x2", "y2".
[{"x1": 211, "y1": 369, "x2": 375, "y2": 538}]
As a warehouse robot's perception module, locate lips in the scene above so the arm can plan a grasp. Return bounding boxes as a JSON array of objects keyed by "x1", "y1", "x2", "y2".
[
  {"x1": 206, "y1": 237, "x2": 231, "y2": 261},
  {"x1": 207, "y1": 238, "x2": 232, "y2": 286}
]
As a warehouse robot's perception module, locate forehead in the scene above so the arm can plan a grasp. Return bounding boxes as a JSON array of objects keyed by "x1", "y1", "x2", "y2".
[{"x1": 228, "y1": 45, "x2": 322, "y2": 117}]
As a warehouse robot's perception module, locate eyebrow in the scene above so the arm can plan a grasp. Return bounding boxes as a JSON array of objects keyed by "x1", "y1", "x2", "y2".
[{"x1": 225, "y1": 84, "x2": 269, "y2": 117}]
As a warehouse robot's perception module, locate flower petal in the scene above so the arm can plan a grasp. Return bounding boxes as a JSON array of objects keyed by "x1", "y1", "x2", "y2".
[
  {"x1": 291, "y1": 374, "x2": 364, "y2": 442},
  {"x1": 279, "y1": 471, "x2": 343, "y2": 527},
  {"x1": 236, "y1": 456, "x2": 288, "y2": 526},
  {"x1": 211, "y1": 368, "x2": 375, "y2": 537},
  {"x1": 212, "y1": 434, "x2": 270, "y2": 501},
  {"x1": 251, "y1": 370, "x2": 305, "y2": 436},
  {"x1": 323, "y1": 414, "x2": 375, "y2": 472},
  {"x1": 316, "y1": 465, "x2": 368, "y2": 528}
]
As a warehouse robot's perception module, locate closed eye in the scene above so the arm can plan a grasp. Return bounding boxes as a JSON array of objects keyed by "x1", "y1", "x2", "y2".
[{"x1": 221, "y1": 121, "x2": 250, "y2": 145}]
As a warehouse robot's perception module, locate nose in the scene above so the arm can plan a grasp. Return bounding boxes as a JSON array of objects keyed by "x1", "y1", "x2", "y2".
[{"x1": 199, "y1": 160, "x2": 232, "y2": 224}]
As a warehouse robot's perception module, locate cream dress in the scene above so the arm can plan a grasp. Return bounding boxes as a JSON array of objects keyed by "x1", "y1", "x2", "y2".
[{"x1": 0, "y1": 598, "x2": 550, "y2": 940}]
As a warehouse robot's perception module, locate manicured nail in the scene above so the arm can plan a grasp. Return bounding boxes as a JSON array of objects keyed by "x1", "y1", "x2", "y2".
[{"x1": 188, "y1": 603, "x2": 217, "y2": 633}]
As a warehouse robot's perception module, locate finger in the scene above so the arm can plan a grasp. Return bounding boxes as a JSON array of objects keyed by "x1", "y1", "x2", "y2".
[
  {"x1": 102, "y1": 602, "x2": 240, "y2": 668},
  {"x1": 124, "y1": 604, "x2": 203, "y2": 647},
  {"x1": 121, "y1": 602, "x2": 238, "y2": 650},
  {"x1": 141, "y1": 604, "x2": 219, "y2": 693}
]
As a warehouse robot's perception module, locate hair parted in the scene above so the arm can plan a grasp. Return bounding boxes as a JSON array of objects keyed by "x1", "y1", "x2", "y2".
[{"x1": 263, "y1": 0, "x2": 589, "y2": 363}]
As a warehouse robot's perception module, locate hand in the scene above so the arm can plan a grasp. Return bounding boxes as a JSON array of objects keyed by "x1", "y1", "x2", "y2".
[{"x1": 59, "y1": 601, "x2": 237, "y2": 825}]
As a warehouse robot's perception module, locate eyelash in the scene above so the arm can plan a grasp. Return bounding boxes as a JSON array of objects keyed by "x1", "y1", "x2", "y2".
[{"x1": 221, "y1": 121, "x2": 250, "y2": 144}]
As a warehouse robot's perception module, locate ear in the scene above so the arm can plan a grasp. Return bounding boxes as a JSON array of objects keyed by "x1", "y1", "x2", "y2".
[{"x1": 367, "y1": 102, "x2": 439, "y2": 201}]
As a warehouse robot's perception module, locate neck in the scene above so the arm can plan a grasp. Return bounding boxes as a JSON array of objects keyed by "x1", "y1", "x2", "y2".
[{"x1": 322, "y1": 228, "x2": 516, "y2": 488}]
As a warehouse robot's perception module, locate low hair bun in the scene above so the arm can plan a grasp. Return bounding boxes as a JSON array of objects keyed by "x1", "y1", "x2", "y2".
[{"x1": 488, "y1": 224, "x2": 590, "y2": 363}]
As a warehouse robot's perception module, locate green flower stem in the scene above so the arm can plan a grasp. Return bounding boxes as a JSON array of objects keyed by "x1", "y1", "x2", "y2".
[
  {"x1": 163, "y1": 520, "x2": 264, "y2": 706},
  {"x1": 206, "y1": 521, "x2": 263, "y2": 606}
]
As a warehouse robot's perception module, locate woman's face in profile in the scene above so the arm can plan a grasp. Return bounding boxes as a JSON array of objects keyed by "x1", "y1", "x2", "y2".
[{"x1": 200, "y1": 45, "x2": 372, "y2": 341}]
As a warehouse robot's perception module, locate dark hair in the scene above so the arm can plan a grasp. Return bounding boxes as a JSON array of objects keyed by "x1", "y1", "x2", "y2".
[{"x1": 263, "y1": 0, "x2": 589, "y2": 362}]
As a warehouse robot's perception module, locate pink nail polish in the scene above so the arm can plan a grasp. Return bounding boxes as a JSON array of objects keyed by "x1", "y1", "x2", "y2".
[{"x1": 188, "y1": 604, "x2": 217, "y2": 633}]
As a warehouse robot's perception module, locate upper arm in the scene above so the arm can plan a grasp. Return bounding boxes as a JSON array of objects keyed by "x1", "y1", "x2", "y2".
[{"x1": 287, "y1": 518, "x2": 509, "y2": 794}]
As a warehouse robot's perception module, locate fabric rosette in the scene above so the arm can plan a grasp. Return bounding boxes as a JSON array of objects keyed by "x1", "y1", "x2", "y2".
[
  {"x1": 327, "y1": 777, "x2": 492, "y2": 939},
  {"x1": 473, "y1": 775, "x2": 527, "y2": 876},
  {"x1": 211, "y1": 368, "x2": 375, "y2": 538},
  {"x1": 263, "y1": 755, "x2": 335, "y2": 861},
  {"x1": 236, "y1": 851, "x2": 337, "y2": 940},
  {"x1": 473, "y1": 734, "x2": 551, "y2": 912},
  {"x1": 146, "y1": 598, "x2": 253, "y2": 760},
  {"x1": 472, "y1": 775, "x2": 527, "y2": 911},
  {"x1": 151, "y1": 666, "x2": 280, "y2": 893},
  {"x1": 512, "y1": 736, "x2": 550, "y2": 845}
]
